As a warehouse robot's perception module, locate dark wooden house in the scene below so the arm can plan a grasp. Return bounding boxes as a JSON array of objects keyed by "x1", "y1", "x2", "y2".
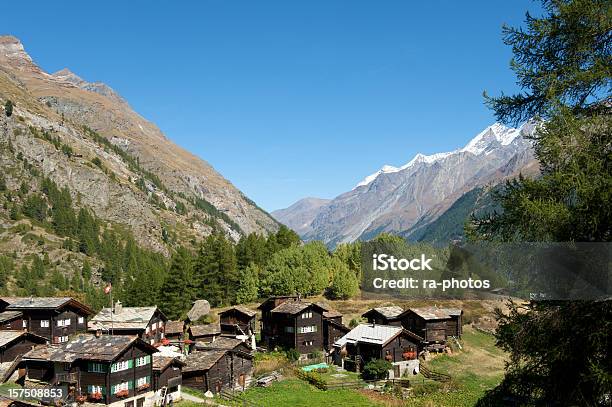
[
  {"x1": 164, "y1": 321, "x2": 185, "y2": 344},
  {"x1": 361, "y1": 306, "x2": 404, "y2": 326},
  {"x1": 21, "y1": 334, "x2": 159, "y2": 405},
  {"x1": 0, "y1": 297, "x2": 92, "y2": 343},
  {"x1": 88, "y1": 302, "x2": 168, "y2": 345},
  {"x1": 398, "y1": 307, "x2": 463, "y2": 344},
  {"x1": 322, "y1": 310, "x2": 349, "y2": 352},
  {"x1": 218, "y1": 307, "x2": 256, "y2": 336},
  {"x1": 152, "y1": 356, "x2": 184, "y2": 403},
  {"x1": 258, "y1": 297, "x2": 327, "y2": 355},
  {"x1": 0, "y1": 331, "x2": 47, "y2": 363},
  {"x1": 182, "y1": 347, "x2": 253, "y2": 394},
  {"x1": 0, "y1": 311, "x2": 24, "y2": 331},
  {"x1": 333, "y1": 324, "x2": 422, "y2": 376}
]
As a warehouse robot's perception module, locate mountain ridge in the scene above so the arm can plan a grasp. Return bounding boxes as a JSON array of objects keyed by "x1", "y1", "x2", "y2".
[{"x1": 273, "y1": 121, "x2": 539, "y2": 247}]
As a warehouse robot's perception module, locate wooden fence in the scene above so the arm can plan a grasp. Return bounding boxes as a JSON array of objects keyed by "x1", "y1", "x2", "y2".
[{"x1": 419, "y1": 364, "x2": 451, "y2": 383}]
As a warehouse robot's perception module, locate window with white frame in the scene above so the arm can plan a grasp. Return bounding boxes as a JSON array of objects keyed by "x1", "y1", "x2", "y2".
[
  {"x1": 89, "y1": 363, "x2": 106, "y2": 373},
  {"x1": 22, "y1": 320, "x2": 27, "y2": 328},
  {"x1": 64, "y1": 318, "x2": 71, "y2": 326},
  {"x1": 88, "y1": 385, "x2": 103, "y2": 394},
  {"x1": 110, "y1": 360, "x2": 129, "y2": 372},
  {"x1": 112, "y1": 382, "x2": 129, "y2": 394},
  {"x1": 304, "y1": 340, "x2": 313, "y2": 346},
  {"x1": 298, "y1": 325, "x2": 317, "y2": 334},
  {"x1": 136, "y1": 376, "x2": 149, "y2": 387},
  {"x1": 40, "y1": 320, "x2": 49, "y2": 328},
  {"x1": 57, "y1": 319, "x2": 63, "y2": 327},
  {"x1": 78, "y1": 317, "x2": 84, "y2": 324},
  {"x1": 135, "y1": 356, "x2": 151, "y2": 367},
  {"x1": 59, "y1": 336, "x2": 69, "y2": 343},
  {"x1": 301, "y1": 311, "x2": 312, "y2": 319}
]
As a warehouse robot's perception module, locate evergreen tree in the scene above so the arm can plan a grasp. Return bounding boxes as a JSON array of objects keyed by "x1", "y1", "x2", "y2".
[
  {"x1": 159, "y1": 248, "x2": 193, "y2": 320},
  {"x1": 472, "y1": 1, "x2": 612, "y2": 405},
  {"x1": 77, "y1": 208, "x2": 99, "y2": 255},
  {"x1": 22, "y1": 194, "x2": 47, "y2": 222},
  {"x1": 4, "y1": 100, "x2": 13, "y2": 117}
]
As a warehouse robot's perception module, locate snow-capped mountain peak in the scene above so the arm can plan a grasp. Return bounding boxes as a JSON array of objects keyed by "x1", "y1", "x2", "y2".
[{"x1": 354, "y1": 123, "x2": 524, "y2": 189}]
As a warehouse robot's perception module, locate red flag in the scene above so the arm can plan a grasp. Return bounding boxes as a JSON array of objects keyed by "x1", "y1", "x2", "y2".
[{"x1": 104, "y1": 283, "x2": 112, "y2": 294}]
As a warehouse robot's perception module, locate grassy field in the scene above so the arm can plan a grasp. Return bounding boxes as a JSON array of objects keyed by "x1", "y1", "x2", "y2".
[{"x1": 228, "y1": 326, "x2": 505, "y2": 407}]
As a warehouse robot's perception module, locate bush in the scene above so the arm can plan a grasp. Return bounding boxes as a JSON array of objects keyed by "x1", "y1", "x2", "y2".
[
  {"x1": 362, "y1": 359, "x2": 392, "y2": 381},
  {"x1": 5, "y1": 100, "x2": 13, "y2": 117},
  {"x1": 286, "y1": 348, "x2": 300, "y2": 362}
]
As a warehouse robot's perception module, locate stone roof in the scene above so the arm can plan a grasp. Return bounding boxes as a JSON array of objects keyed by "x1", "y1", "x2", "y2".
[
  {"x1": 23, "y1": 334, "x2": 155, "y2": 362},
  {"x1": 195, "y1": 337, "x2": 245, "y2": 351},
  {"x1": 0, "y1": 311, "x2": 22, "y2": 323},
  {"x1": 219, "y1": 306, "x2": 256, "y2": 318},
  {"x1": 0, "y1": 331, "x2": 28, "y2": 347},
  {"x1": 363, "y1": 306, "x2": 404, "y2": 319},
  {"x1": 89, "y1": 306, "x2": 158, "y2": 331},
  {"x1": 271, "y1": 301, "x2": 326, "y2": 315},
  {"x1": 187, "y1": 300, "x2": 210, "y2": 322},
  {"x1": 323, "y1": 310, "x2": 342, "y2": 319},
  {"x1": 407, "y1": 307, "x2": 461, "y2": 320},
  {"x1": 152, "y1": 355, "x2": 185, "y2": 371},
  {"x1": 189, "y1": 324, "x2": 220, "y2": 337},
  {"x1": 165, "y1": 320, "x2": 184, "y2": 335},
  {"x1": 183, "y1": 349, "x2": 226, "y2": 372},
  {"x1": 4, "y1": 297, "x2": 92, "y2": 314},
  {"x1": 334, "y1": 324, "x2": 404, "y2": 348}
]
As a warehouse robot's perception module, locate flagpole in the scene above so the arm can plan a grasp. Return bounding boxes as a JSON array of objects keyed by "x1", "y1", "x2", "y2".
[{"x1": 110, "y1": 283, "x2": 113, "y2": 336}]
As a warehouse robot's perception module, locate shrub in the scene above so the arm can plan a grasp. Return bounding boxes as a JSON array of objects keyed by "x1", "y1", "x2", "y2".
[
  {"x1": 362, "y1": 359, "x2": 392, "y2": 380},
  {"x1": 286, "y1": 348, "x2": 300, "y2": 362},
  {"x1": 4, "y1": 100, "x2": 13, "y2": 117}
]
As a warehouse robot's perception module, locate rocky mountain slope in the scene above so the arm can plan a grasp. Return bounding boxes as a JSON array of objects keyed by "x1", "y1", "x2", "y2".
[
  {"x1": 0, "y1": 35, "x2": 278, "y2": 257},
  {"x1": 274, "y1": 122, "x2": 539, "y2": 247},
  {"x1": 271, "y1": 197, "x2": 330, "y2": 236}
]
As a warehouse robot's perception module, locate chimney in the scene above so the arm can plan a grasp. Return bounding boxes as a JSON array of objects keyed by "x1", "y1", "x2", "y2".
[{"x1": 114, "y1": 300, "x2": 122, "y2": 315}]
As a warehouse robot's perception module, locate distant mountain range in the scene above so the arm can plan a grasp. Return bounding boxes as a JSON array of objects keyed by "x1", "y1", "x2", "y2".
[{"x1": 273, "y1": 122, "x2": 539, "y2": 247}]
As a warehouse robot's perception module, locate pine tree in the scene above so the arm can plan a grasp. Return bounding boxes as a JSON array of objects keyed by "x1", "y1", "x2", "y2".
[
  {"x1": 327, "y1": 258, "x2": 359, "y2": 300},
  {"x1": 159, "y1": 248, "x2": 193, "y2": 320}
]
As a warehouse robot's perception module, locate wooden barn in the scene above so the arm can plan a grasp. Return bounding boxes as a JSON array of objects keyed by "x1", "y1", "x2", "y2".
[
  {"x1": 258, "y1": 297, "x2": 327, "y2": 356},
  {"x1": 152, "y1": 355, "x2": 184, "y2": 403},
  {"x1": 361, "y1": 306, "x2": 404, "y2": 326},
  {"x1": 218, "y1": 306, "x2": 256, "y2": 336},
  {"x1": 182, "y1": 348, "x2": 253, "y2": 394},
  {"x1": 164, "y1": 321, "x2": 185, "y2": 346},
  {"x1": 0, "y1": 297, "x2": 92, "y2": 343},
  {"x1": 0, "y1": 310, "x2": 23, "y2": 331},
  {"x1": 399, "y1": 307, "x2": 463, "y2": 344},
  {"x1": 21, "y1": 334, "x2": 159, "y2": 405},
  {"x1": 88, "y1": 301, "x2": 168, "y2": 345},
  {"x1": 333, "y1": 324, "x2": 422, "y2": 378}
]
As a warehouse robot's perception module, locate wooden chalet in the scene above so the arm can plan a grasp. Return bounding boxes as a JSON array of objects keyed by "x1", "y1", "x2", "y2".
[
  {"x1": 218, "y1": 306, "x2": 256, "y2": 336},
  {"x1": 152, "y1": 355, "x2": 184, "y2": 403},
  {"x1": 21, "y1": 334, "x2": 159, "y2": 406},
  {"x1": 258, "y1": 297, "x2": 327, "y2": 355},
  {"x1": 333, "y1": 324, "x2": 422, "y2": 377},
  {"x1": 361, "y1": 306, "x2": 404, "y2": 326},
  {"x1": 399, "y1": 307, "x2": 463, "y2": 344},
  {"x1": 0, "y1": 297, "x2": 92, "y2": 343},
  {"x1": 0, "y1": 310, "x2": 23, "y2": 330},
  {"x1": 88, "y1": 302, "x2": 167, "y2": 345},
  {"x1": 182, "y1": 345, "x2": 253, "y2": 394},
  {"x1": 322, "y1": 310, "x2": 350, "y2": 352}
]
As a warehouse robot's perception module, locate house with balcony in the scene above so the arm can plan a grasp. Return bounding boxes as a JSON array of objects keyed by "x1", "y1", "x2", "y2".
[
  {"x1": 88, "y1": 302, "x2": 167, "y2": 345},
  {"x1": 20, "y1": 334, "x2": 159, "y2": 406},
  {"x1": 398, "y1": 307, "x2": 463, "y2": 345}
]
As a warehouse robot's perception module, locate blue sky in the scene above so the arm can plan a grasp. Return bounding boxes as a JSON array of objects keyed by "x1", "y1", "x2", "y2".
[{"x1": 1, "y1": 1, "x2": 540, "y2": 211}]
